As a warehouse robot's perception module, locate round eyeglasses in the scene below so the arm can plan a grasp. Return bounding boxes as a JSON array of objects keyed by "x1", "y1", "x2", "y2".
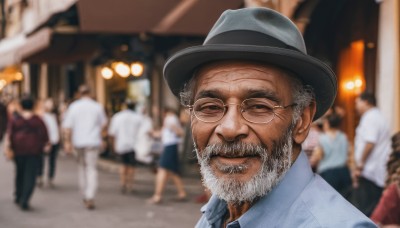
[{"x1": 186, "y1": 98, "x2": 297, "y2": 124}]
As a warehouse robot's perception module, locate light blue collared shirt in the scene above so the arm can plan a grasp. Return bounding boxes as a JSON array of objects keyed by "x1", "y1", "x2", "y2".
[{"x1": 196, "y1": 152, "x2": 376, "y2": 228}]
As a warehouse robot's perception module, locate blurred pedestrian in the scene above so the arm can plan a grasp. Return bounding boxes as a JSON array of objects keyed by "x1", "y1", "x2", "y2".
[
  {"x1": 304, "y1": 105, "x2": 345, "y2": 171},
  {"x1": 108, "y1": 99, "x2": 142, "y2": 193},
  {"x1": 7, "y1": 98, "x2": 21, "y2": 119},
  {"x1": 135, "y1": 105, "x2": 154, "y2": 165},
  {"x1": 62, "y1": 85, "x2": 107, "y2": 210},
  {"x1": 370, "y1": 132, "x2": 400, "y2": 226},
  {"x1": 310, "y1": 113, "x2": 352, "y2": 198},
  {"x1": 148, "y1": 107, "x2": 187, "y2": 204},
  {"x1": 352, "y1": 91, "x2": 391, "y2": 216},
  {"x1": 5, "y1": 95, "x2": 49, "y2": 210},
  {"x1": 37, "y1": 98, "x2": 60, "y2": 188},
  {"x1": 0, "y1": 99, "x2": 7, "y2": 152}
]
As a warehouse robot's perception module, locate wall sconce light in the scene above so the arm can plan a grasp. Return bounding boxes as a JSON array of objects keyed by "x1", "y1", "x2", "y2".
[
  {"x1": 345, "y1": 81, "x2": 355, "y2": 90},
  {"x1": 344, "y1": 77, "x2": 364, "y2": 93},
  {"x1": 101, "y1": 67, "x2": 114, "y2": 79},
  {"x1": 131, "y1": 62, "x2": 144, "y2": 77},
  {"x1": 354, "y1": 79, "x2": 362, "y2": 87}
]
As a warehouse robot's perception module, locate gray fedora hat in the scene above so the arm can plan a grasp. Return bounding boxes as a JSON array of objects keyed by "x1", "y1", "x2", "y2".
[{"x1": 163, "y1": 7, "x2": 337, "y2": 120}]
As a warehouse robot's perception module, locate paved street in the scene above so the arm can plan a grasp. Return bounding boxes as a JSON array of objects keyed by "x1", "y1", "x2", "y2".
[{"x1": 0, "y1": 153, "x2": 205, "y2": 228}]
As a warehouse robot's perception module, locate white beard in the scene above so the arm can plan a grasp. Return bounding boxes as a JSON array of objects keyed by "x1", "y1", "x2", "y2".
[{"x1": 195, "y1": 128, "x2": 293, "y2": 205}]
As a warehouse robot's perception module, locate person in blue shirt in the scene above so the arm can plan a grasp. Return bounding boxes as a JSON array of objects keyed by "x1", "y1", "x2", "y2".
[
  {"x1": 310, "y1": 113, "x2": 352, "y2": 199},
  {"x1": 163, "y1": 7, "x2": 376, "y2": 228}
]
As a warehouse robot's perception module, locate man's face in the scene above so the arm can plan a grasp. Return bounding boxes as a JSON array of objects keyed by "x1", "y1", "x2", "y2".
[
  {"x1": 355, "y1": 97, "x2": 367, "y2": 115},
  {"x1": 191, "y1": 61, "x2": 298, "y2": 204}
]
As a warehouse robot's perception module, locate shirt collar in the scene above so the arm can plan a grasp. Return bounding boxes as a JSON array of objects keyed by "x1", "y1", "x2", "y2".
[
  {"x1": 201, "y1": 194, "x2": 227, "y2": 225},
  {"x1": 238, "y1": 152, "x2": 313, "y2": 226},
  {"x1": 201, "y1": 152, "x2": 314, "y2": 227},
  {"x1": 78, "y1": 96, "x2": 93, "y2": 102}
]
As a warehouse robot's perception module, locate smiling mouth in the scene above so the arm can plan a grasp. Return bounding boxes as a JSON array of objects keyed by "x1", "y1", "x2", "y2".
[
  {"x1": 211, "y1": 153, "x2": 260, "y2": 159},
  {"x1": 211, "y1": 156, "x2": 258, "y2": 174},
  {"x1": 211, "y1": 154, "x2": 260, "y2": 167}
]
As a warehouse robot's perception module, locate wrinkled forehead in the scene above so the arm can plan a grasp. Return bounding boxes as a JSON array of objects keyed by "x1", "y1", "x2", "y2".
[{"x1": 193, "y1": 60, "x2": 300, "y2": 100}]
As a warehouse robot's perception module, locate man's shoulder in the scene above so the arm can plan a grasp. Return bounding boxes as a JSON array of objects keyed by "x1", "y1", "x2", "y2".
[
  {"x1": 70, "y1": 98, "x2": 103, "y2": 110},
  {"x1": 362, "y1": 108, "x2": 383, "y2": 122},
  {"x1": 132, "y1": 112, "x2": 143, "y2": 122},
  {"x1": 112, "y1": 111, "x2": 124, "y2": 118},
  {"x1": 112, "y1": 111, "x2": 141, "y2": 123},
  {"x1": 32, "y1": 114, "x2": 45, "y2": 122},
  {"x1": 291, "y1": 175, "x2": 376, "y2": 227},
  {"x1": 120, "y1": 110, "x2": 141, "y2": 118}
]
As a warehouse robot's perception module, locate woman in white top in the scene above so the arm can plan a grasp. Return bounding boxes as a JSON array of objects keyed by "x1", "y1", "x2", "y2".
[
  {"x1": 149, "y1": 107, "x2": 187, "y2": 204},
  {"x1": 135, "y1": 105, "x2": 154, "y2": 164},
  {"x1": 37, "y1": 99, "x2": 60, "y2": 188}
]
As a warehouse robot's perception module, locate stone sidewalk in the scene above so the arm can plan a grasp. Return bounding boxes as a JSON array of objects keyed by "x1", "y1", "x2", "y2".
[{"x1": 0, "y1": 154, "x2": 205, "y2": 228}]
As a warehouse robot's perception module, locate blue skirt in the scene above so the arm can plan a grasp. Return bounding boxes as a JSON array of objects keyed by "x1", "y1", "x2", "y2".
[{"x1": 159, "y1": 144, "x2": 180, "y2": 174}]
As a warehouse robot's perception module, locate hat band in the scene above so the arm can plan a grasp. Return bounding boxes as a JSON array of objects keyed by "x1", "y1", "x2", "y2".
[{"x1": 204, "y1": 30, "x2": 303, "y2": 53}]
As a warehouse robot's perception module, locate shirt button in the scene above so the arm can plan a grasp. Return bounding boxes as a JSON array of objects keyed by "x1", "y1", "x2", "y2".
[{"x1": 227, "y1": 221, "x2": 241, "y2": 228}]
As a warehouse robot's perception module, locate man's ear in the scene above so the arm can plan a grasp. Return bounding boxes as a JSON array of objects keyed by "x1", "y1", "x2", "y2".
[{"x1": 292, "y1": 101, "x2": 316, "y2": 144}]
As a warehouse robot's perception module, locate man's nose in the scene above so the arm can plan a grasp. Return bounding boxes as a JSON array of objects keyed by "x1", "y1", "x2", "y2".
[{"x1": 215, "y1": 106, "x2": 249, "y2": 142}]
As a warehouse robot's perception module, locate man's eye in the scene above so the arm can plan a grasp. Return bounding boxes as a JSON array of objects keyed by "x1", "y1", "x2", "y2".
[
  {"x1": 246, "y1": 104, "x2": 273, "y2": 113},
  {"x1": 197, "y1": 104, "x2": 223, "y2": 113}
]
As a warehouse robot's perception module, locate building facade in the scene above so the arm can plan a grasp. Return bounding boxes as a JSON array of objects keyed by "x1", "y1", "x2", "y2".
[{"x1": 0, "y1": 0, "x2": 399, "y2": 141}]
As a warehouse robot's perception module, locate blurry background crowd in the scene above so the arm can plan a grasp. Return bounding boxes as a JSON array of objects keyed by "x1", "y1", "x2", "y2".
[{"x1": 0, "y1": 0, "x2": 400, "y2": 227}]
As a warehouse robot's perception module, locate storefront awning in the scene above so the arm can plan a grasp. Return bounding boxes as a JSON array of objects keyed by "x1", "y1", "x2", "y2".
[
  {"x1": 13, "y1": 0, "x2": 243, "y2": 64},
  {"x1": 0, "y1": 35, "x2": 26, "y2": 69},
  {"x1": 16, "y1": 27, "x2": 99, "y2": 64},
  {"x1": 152, "y1": 0, "x2": 243, "y2": 36},
  {"x1": 24, "y1": 0, "x2": 77, "y2": 34},
  {"x1": 77, "y1": 0, "x2": 243, "y2": 35},
  {"x1": 77, "y1": 0, "x2": 182, "y2": 34}
]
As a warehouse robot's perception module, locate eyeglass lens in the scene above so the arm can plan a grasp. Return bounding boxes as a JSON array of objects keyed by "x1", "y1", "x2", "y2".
[{"x1": 192, "y1": 98, "x2": 276, "y2": 123}]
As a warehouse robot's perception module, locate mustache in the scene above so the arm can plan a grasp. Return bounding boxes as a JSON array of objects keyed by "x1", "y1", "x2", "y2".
[{"x1": 199, "y1": 142, "x2": 268, "y2": 160}]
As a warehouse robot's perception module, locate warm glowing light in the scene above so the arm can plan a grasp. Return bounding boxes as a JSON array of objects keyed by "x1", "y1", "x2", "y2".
[
  {"x1": 355, "y1": 79, "x2": 363, "y2": 87},
  {"x1": 114, "y1": 62, "x2": 130, "y2": 78},
  {"x1": 0, "y1": 79, "x2": 6, "y2": 90},
  {"x1": 101, "y1": 67, "x2": 114, "y2": 79},
  {"x1": 14, "y1": 72, "x2": 23, "y2": 81},
  {"x1": 345, "y1": 81, "x2": 355, "y2": 90},
  {"x1": 131, "y1": 62, "x2": 144, "y2": 77}
]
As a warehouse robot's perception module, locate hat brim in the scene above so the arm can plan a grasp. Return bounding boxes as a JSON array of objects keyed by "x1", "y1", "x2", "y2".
[{"x1": 163, "y1": 44, "x2": 337, "y2": 120}]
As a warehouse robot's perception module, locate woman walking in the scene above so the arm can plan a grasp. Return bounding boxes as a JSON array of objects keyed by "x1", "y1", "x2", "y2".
[
  {"x1": 37, "y1": 98, "x2": 60, "y2": 188},
  {"x1": 149, "y1": 107, "x2": 187, "y2": 204}
]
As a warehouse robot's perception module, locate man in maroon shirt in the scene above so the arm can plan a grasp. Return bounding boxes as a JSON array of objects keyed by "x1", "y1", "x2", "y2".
[
  {"x1": 0, "y1": 100, "x2": 7, "y2": 142},
  {"x1": 6, "y1": 95, "x2": 49, "y2": 210}
]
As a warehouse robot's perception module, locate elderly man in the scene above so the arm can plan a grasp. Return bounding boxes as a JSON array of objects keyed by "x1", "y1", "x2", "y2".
[{"x1": 163, "y1": 8, "x2": 375, "y2": 228}]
